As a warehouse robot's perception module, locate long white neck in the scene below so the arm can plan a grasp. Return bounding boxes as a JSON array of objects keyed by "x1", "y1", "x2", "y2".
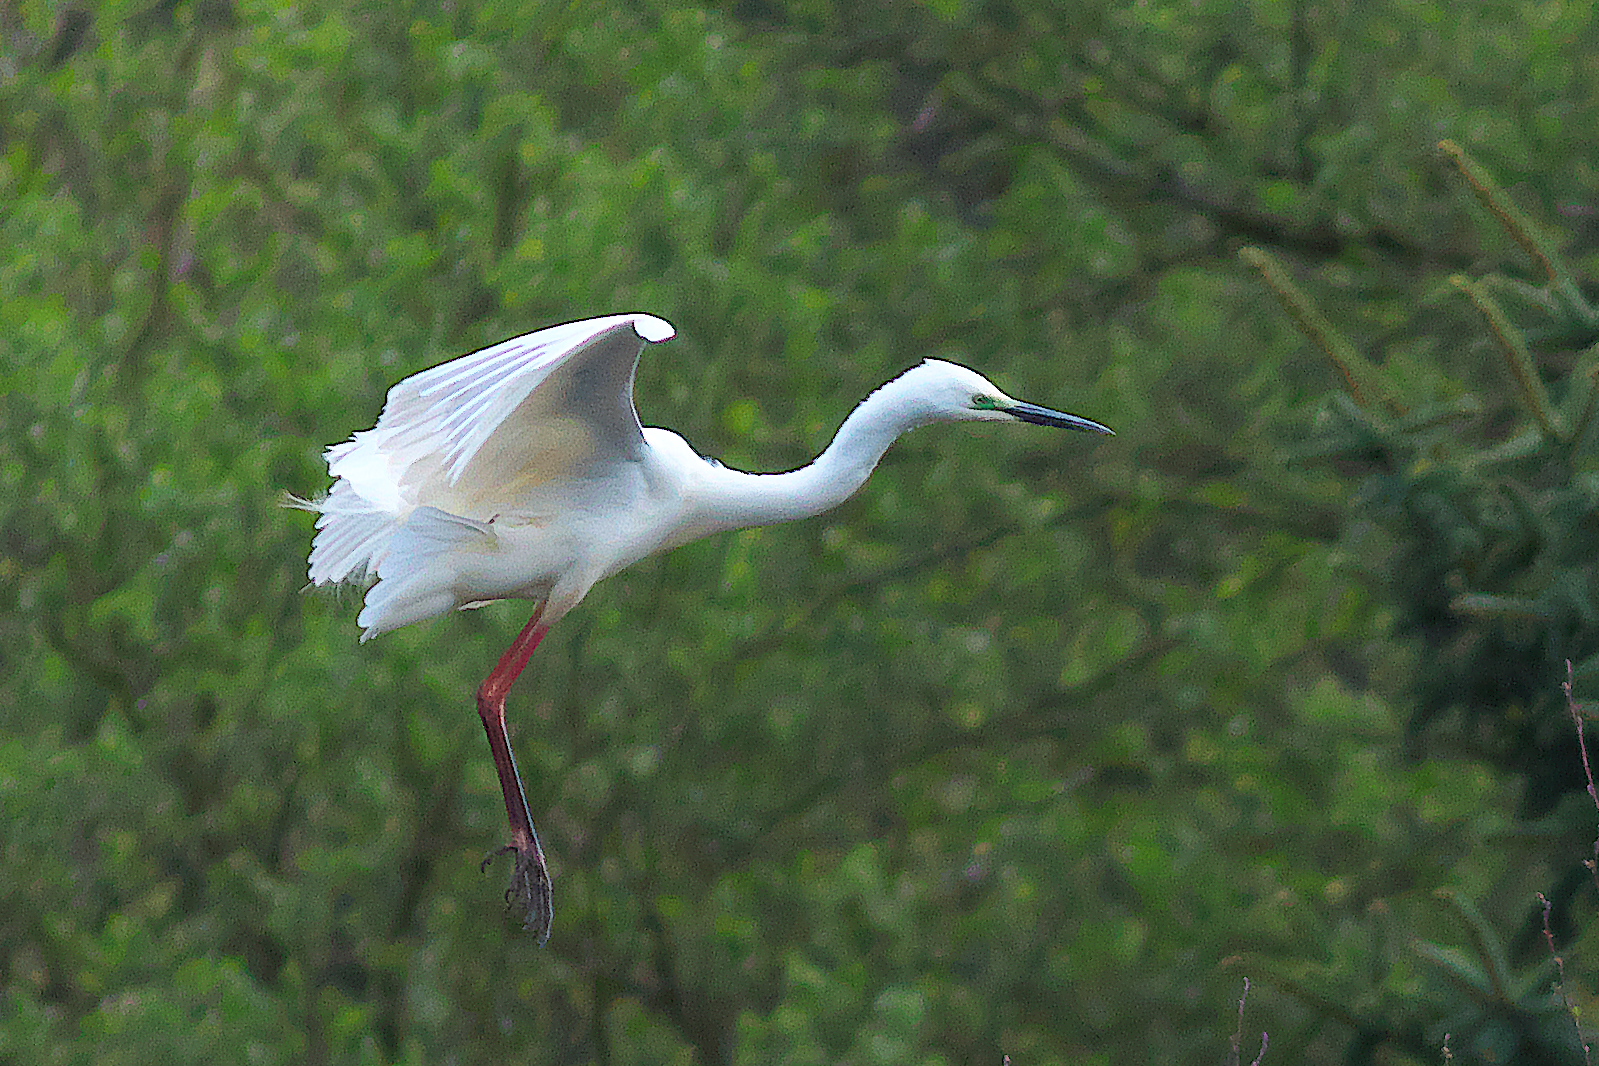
[{"x1": 695, "y1": 372, "x2": 941, "y2": 533}]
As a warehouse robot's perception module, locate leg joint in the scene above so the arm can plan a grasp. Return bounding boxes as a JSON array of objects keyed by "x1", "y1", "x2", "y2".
[{"x1": 477, "y1": 681, "x2": 506, "y2": 720}]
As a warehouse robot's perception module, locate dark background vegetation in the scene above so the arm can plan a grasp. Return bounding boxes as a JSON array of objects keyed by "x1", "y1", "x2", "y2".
[{"x1": 3, "y1": 0, "x2": 1597, "y2": 1062}]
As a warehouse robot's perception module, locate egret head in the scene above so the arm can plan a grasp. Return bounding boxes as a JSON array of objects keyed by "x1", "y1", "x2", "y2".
[{"x1": 897, "y1": 359, "x2": 1114, "y2": 434}]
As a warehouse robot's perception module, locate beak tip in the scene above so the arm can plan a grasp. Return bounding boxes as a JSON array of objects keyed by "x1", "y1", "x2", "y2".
[{"x1": 1009, "y1": 401, "x2": 1113, "y2": 434}]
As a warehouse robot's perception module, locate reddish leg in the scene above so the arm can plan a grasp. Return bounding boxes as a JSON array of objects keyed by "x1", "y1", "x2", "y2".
[{"x1": 477, "y1": 605, "x2": 554, "y2": 944}]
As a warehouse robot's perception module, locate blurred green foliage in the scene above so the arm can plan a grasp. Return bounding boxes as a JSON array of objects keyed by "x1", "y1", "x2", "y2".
[{"x1": 0, "y1": 1, "x2": 1594, "y2": 1063}]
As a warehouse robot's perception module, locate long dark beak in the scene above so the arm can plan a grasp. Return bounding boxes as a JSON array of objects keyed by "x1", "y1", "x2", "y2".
[{"x1": 1008, "y1": 400, "x2": 1114, "y2": 435}]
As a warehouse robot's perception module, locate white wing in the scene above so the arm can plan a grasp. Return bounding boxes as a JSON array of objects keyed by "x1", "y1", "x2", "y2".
[{"x1": 326, "y1": 313, "x2": 675, "y2": 515}]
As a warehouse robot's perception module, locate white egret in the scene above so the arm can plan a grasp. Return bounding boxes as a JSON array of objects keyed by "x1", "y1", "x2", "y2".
[{"x1": 302, "y1": 313, "x2": 1111, "y2": 944}]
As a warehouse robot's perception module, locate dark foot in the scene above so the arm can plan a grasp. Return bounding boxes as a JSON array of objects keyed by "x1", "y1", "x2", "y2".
[{"x1": 482, "y1": 843, "x2": 553, "y2": 945}]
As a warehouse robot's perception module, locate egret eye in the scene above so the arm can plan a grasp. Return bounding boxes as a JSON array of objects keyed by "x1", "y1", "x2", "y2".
[{"x1": 970, "y1": 394, "x2": 999, "y2": 410}]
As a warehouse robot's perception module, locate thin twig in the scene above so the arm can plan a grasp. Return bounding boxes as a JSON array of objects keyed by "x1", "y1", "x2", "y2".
[
  {"x1": 1228, "y1": 977, "x2": 1268, "y2": 1066},
  {"x1": 1539, "y1": 892, "x2": 1591, "y2": 1066},
  {"x1": 1562, "y1": 661, "x2": 1599, "y2": 895},
  {"x1": 1228, "y1": 977, "x2": 1249, "y2": 1066},
  {"x1": 1452, "y1": 275, "x2": 1565, "y2": 441},
  {"x1": 1239, "y1": 246, "x2": 1400, "y2": 414},
  {"x1": 1440, "y1": 140, "x2": 1561, "y2": 285}
]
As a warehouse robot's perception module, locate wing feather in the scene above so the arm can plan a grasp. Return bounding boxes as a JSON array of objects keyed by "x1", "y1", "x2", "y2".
[{"x1": 328, "y1": 313, "x2": 675, "y2": 514}]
